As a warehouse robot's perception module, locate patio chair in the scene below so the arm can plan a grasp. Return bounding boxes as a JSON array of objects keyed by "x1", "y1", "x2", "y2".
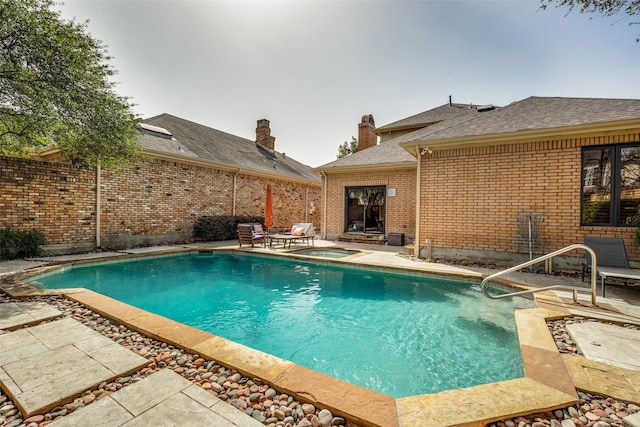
[
  {"x1": 582, "y1": 236, "x2": 640, "y2": 297},
  {"x1": 286, "y1": 223, "x2": 315, "y2": 246},
  {"x1": 237, "y1": 224, "x2": 265, "y2": 248},
  {"x1": 268, "y1": 223, "x2": 315, "y2": 248}
]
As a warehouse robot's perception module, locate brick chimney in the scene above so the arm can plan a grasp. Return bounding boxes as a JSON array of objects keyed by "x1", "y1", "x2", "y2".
[
  {"x1": 256, "y1": 119, "x2": 275, "y2": 150},
  {"x1": 357, "y1": 114, "x2": 377, "y2": 151}
]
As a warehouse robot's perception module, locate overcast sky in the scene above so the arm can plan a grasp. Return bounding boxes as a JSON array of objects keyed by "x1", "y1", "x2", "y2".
[{"x1": 58, "y1": 0, "x2": 640, "y2": 167}]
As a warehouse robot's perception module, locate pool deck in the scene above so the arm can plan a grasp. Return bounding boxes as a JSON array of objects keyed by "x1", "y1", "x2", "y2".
[{"x1": 1, "y1": 240, "x2": 639, "y2": 427}]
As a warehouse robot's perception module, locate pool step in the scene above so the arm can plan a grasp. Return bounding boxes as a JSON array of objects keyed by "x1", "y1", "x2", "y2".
[{"x1": 337, "y1": 232, "x2": 386, "y2": 245}]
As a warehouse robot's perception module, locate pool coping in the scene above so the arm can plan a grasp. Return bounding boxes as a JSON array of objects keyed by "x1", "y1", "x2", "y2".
[{"x1": 1, "y1": 249, "x2": 580, "y2": 427}]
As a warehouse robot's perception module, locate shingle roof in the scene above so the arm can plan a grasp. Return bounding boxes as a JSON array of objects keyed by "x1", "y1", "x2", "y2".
[
  {"x1": 396, "y1": 96, "x2": 640, "y2": 144},
  {"x1": 139, "y1": 114, "x2": 320, "y2": 183},
  {"x1": 316, "y1": 138, "x2": 416, "y2": 170},
  {"x1": 376, "y1": 102, "x2": 491, "y2": 132},
  {"x1": 317, "y1": 97, "x2": 640, "y2": 171},
  {"x1": 317, "y1": 103, "x2": 492, "y2": 170}
]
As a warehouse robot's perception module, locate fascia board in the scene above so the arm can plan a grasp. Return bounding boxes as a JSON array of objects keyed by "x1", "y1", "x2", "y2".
[
  {"x1": 399, "y1": 119, "x2": 640, "y2": 152},
  {"x1": 315, "y1": 161, "x2": 416, "y2": 175}
]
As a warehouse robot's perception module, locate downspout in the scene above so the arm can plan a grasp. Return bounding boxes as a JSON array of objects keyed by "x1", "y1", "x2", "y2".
[
  {"x1": 96, "y1": 164, "x2": 101, "y2": 248},
  {"x1": 305, "y1": 185, "x2": 309, "y2": 222},
  {"x1": 414, "y1": 146, "x2": 422, "y2": 257},
  {"x1": 232, "y1": 169, "x2": 239, "y2": 215},
  {"x1": 321, "y1": 171, "x2": 328, "y2": 239}
]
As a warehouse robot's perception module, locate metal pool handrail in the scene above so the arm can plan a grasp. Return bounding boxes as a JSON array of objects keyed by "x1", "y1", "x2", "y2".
[{"x1": 481, "y1": 244, "x2": 598, "y2": 305}]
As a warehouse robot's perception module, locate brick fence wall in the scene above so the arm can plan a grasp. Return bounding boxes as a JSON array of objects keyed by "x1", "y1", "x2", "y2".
[
  {"x1": 323, "y1": 168, "x2": 416, "y2": 240},
  {"x1": 1, "y1": 157, "x2": 97, "y2": 246},
  {"x1": 99, "y1": 159, "x2": 238, "y2": 241},
  {"x1": 1, "y1": 156, "x2": 321, "y2": 253},
  {"x1": 419, "y1": 132, "x2": 640, "y2": 262}
]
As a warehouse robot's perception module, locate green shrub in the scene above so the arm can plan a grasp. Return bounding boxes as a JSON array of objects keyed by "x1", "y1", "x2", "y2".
[
  {"x1": 0, "y1": 228, "x2": 46, "y2": 260},
  {"x1": 193, "y1": 215, "x2": 264, "y2": 241}
]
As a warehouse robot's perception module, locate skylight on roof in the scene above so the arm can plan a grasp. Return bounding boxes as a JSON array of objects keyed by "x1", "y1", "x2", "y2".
[
  {"x1": 137, "y1": 123, "x2": 173, "y2": 139},
  {"x1": 476, "y1": 104, "x2": 495, "y2": 112}
]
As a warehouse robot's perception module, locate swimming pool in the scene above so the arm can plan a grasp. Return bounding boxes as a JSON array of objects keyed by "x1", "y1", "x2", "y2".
[{"x1": 30, "y1": 252, "x2": 535, "y2": 398}]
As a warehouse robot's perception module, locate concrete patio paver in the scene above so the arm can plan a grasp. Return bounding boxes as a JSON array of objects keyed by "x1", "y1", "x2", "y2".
[
  {"x1": 0, "y1": 260, "x2": 49, "y2": 277},
  {"x1": 0, "y1": 301, "x2": 61, "y2": 330},
  {"x1": 0, "y1": 317, "x2": 148, "y2": 417},
  {"x1": 566, "y1": 321, "x2": 640, "y2": 371},
  {"x1": 48, "y1": 369, "x2": 264, "y2": 427}
]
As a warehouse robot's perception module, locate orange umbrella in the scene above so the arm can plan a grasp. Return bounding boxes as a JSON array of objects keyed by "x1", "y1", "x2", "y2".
[{"x1": 264, "y1": 183, "x2": 274, "y2": 228}]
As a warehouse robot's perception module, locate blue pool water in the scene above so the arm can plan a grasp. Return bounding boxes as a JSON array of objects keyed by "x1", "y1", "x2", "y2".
[{"x1": 30, "y1": 252, "x2": 535, "y2": 398}]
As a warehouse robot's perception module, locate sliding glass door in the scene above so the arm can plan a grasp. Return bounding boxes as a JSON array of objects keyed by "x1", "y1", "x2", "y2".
[{"x1": 344, "y1": 186, "x2": 385, "y2": 233}]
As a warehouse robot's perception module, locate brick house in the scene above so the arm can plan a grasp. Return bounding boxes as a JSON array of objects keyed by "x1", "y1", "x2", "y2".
[
  {"x1": 316, "y1": 101, "x2": 489, "y2": 246},
  {"x1": 3, "y1": 115, "x2": 320, "y2": 254},
  {"x1": 317, "y1": 96, "x2": 640, "y2": 266}
]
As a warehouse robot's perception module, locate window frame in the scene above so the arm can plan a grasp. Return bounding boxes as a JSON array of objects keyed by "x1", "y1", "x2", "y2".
[
  {"x1": 581, "y1": 142, "x2": 640, "y2": 227},
  {"x1": 343, "y1": 185, "x2": 386, "y2": 233}
]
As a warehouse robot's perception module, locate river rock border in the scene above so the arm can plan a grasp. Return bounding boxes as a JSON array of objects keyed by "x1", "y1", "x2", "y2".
[{"x1": 0, "y1": 292, "x2": 350, "y2": 427}]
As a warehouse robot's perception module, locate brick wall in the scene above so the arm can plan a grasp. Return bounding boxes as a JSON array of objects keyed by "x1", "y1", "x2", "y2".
[
  {"x1": 419, "y1": 131, "x2": 640, "y2": 262},
  {"x1": 1, "y1": 157, "x2": 96, "y2": 245},
  {"x1": 99, "y1": 159, "x2": 237, "y2": 242},
  {"x1": 323, "y1": 168, "x2": 416, "y2": 239},
  {"x1": 235, "y1": 175, "x2": 321, "y2": 229},
  {"x1": 1, "y1": 156, "x2": 321, "y2": 252}
]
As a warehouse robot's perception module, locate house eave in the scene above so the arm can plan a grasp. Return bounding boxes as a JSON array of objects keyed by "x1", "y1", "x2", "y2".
[
  {"x1": 37, "y1": 146, "x2": 320, "y2": 186},
  {"x1": 315, "y1": 161, "x2": 416, "y2": 175},
  {"x1": 145, "y1": 149, "x2": 321, "y2": 186},
  {"x1": 399, "y1": 119, "x2": 640, "y2": 153}
]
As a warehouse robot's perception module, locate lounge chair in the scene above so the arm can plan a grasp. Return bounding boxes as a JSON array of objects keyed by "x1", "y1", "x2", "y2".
[
  {"x1": 286, "y1": 223, "x2": 315, "y2": 245},
  {"x1": 285, "y1": 223, "x2": 313, "y2": 236},
  {"x1": 582, "y1": 236, "x2": 640, "y2": 297},
  {"x1": 237, "y1": 224, "x2": 265, "y2": 248},
  {"x1": 269, "y1": 223, "x2": 315, "y2": 248}
]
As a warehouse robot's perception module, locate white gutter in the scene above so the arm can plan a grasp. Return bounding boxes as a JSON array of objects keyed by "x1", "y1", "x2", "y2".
[
  {"x1": 305, "y1": 185, "x2": 309, "y2": 222},
  {"x1": 413, "y1": 146, "x2": 421, "y2": 257},
  {"x1": 232, "y1": 169, "x2": 239, "y2": 215},
  {"x1": 315, "y1": 161, "x2": 415, "y2": 175},
  {"x1": 96, "y1": 164, "x2": 101, "y2": 248},
  {"x1": 321, "y1": 171, "x2": 328, "y2": 239}
]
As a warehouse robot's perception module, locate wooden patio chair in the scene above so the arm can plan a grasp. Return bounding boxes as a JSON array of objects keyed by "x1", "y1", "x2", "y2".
[{"x1": 237, "y1": 224, "x2": 265, "y2": 248}]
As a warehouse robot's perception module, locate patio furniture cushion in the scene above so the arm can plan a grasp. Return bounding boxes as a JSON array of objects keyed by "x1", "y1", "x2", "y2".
[{"x1": 252, "y1": 223, "x2": 265, "y2": 236}]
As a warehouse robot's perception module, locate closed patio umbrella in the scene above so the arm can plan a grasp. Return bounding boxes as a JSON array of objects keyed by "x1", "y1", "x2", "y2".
[{"x1": 265, "y1": 183, "x2": 274, "y2": 231}]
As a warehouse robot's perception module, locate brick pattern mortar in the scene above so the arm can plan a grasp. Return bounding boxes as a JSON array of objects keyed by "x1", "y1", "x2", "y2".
[
  {"x1": 324, "y1": 168, "x2": 416, "y2": 238},
  {"x1": 1, "y1": 156, "x2": 321, "y2": 249},
  {"x1": 1, "y1": 157, "x2": 96, "y2": 244},
  {"x1": 420, "y1": 133, "x2": 640, "y2": 262}
]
